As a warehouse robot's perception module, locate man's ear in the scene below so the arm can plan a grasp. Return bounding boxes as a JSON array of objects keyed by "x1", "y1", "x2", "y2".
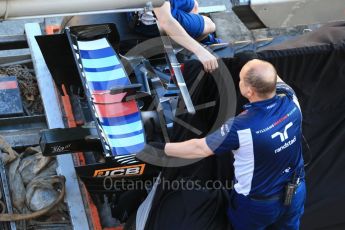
[{"x1": 246, "y1": 87, "x2": 254, "y2": 98}]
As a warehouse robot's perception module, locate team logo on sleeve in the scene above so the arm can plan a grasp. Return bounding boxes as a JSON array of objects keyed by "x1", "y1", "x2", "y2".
[{"x1": 221, "y1": 124, "x2": 230, "y2": 136}]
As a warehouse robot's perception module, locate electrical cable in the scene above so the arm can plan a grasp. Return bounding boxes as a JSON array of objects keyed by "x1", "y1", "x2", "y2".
[{"x1": 302, "y1": 134, "x2": 312, "y2": 167}]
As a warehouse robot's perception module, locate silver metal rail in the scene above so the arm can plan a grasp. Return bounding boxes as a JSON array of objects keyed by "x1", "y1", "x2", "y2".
[
  {"x1": 158, "y1": 29, "x2": 196, "y2": 114},
  {"x1": 0, "y1": 152, "x2": 16, "y2": 230},
  {"x1": 0, "y1": 0, "x2": 164, "y2": 20},
  {"x1": 24, "y1": 23, "x2": 90, "y2": 230}
]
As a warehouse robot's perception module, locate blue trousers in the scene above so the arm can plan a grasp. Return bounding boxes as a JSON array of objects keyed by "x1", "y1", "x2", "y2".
[
  {"x1": 170, "y1": 0, "x2": 204, "y2": 38},
  {"x1": 228, "y1": 181, "x2": 306, "y2": 230}
]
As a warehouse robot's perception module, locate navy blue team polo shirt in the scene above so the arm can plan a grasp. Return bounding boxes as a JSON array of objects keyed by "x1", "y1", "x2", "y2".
[{"x1": 206, "y1": 82, "x2": 304, "y2": 197}]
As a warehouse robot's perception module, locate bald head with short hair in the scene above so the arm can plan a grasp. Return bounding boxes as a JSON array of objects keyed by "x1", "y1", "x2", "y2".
[{"x1": 240, "y1": 59, "x2": 277, "y2": 98}]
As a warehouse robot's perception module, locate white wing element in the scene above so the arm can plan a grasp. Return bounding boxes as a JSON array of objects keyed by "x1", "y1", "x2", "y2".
[{"x1": 115, "y1": 154, "x2": 139, "y2": 164}]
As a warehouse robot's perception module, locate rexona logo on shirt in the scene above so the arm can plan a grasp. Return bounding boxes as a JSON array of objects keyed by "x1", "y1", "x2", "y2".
[
  {"x1": 93, "y1": 164, "x2": 145, "y2": 177},
  {"x1": 271, "y1": 122, "x2": 296, "y2": 154}
]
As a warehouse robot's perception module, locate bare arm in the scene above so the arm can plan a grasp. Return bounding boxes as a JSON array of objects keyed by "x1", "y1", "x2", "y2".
[
  {"x1": 153, "y1": 2, "x2": 218, "y2": 72},
  {"x1": 164, "y1": 138, "x2": 214, "y2": 159}
]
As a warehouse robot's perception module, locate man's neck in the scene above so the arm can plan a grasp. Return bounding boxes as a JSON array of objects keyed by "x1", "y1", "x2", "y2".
[{"x1": 248, "y1": 93, "x2": 276, "y2": 103}]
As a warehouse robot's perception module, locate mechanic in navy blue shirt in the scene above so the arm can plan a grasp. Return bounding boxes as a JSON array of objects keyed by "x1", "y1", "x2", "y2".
[
  {"x1": 157, "y1": 59, "x2": 306, "y2": 229},
  {"x1": 130, "y1": 0, "x2": 218, "y2": 72}
]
